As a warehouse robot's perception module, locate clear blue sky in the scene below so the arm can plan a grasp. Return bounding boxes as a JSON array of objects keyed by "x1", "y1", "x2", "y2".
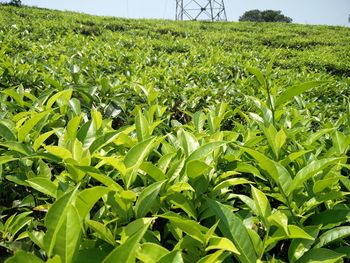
[{"x1": 22, "y1": 0, "x2": 350, "y2": 26}]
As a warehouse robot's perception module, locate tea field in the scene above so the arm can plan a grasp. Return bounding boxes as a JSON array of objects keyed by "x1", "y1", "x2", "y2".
[{"x1": 1, "y1": 4, "x2": 350, "y2": 263}]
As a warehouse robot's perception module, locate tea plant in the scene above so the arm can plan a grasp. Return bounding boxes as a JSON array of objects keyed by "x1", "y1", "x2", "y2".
[{"x1": 0, "y1": 4, "x2": 350, "y2": 263}]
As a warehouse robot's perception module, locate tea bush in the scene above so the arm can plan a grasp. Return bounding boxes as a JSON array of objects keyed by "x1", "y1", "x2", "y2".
[{"x1": 1, "y1": 5, "x2": 350, "y2": 263}]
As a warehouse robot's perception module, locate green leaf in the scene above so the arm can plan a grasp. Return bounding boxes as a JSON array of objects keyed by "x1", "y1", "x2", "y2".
[
  {"x1": 156, "y1": 251, "x2": 183, "y2": 263},
  {"x1": 28, "y1": 231, "x2": 45, "y2": 250},
  {"x1": 135, "y1": 180, "x2": 165, "y2": 218},
  {"x1": 296, "y1": 248, "x2": 344, "y2": 263},
  {"x1": 89, "y1": 127, "x2": 134, "y2": 154},
  {"x1": 135, "y1": 111, "x2": 150, "y2": 142},
  {"x1": 44, "y1": 188, "x2": 80, "y2": 260},
  {"x1": 86, "y1": 219, "x2": 115, "y2": 245},
  {"x1": 45, "y1": 145, "x2": 72, "y2": 160},
  {"x1": 242, "y1": 147, "x2": 292, "y2": 197},
  {"x1": 281, "y1": 150, "x2": 312, "y2": 167},
  {"x1": 187, "y1": 141, "x2": 226, "y2": 162},
  {"x1": 166, "y1": 193, "x2": 197, "y2": 219},
  {"x1": 124, "y1": 137, "x2": 156, "y2": 168},
  {"x1": 313, "y1": 176, "x2": 343, "y2": 193},
  {"x1": 186, "y1": 160, "x2": 211, "y2": 180},
  {"x1": 120, "y1": 218, "x2": 153, "y2": 242},
  {"x1": 75, "y1": 249, "x2": 108, "y2": 263},
  {"x1": 193, "y1": 111, "x2": 206, "y2": 133},
  {"x1": 332, "y1": 131, "x2": 348, "y2": 154},
  {"x1": 6, "y1": 211, "x2": 33, "y2": 239},
  {"x1": 140, "y1": 162, "x2": 166, "y2": 181},
  {"x1": 5, "y1": 250, "x2": 43, "y2": 263},
  {"x1": 0, "y1": 142, "x2": 32, "y2": 155},
  {"x1": 124, "y1": 137, "x2": 157, "y2": 188},
  {"x1": 69, "y1": 98, "x2": 81, "y2": 116},
  {"x1": 76, "y1": 166, "x2": 123, "y2": 192},
  {"x1": 213, "y1": 178, "x2": 252, "y2": 193},
  {"x1": 251, "y1": 186, "x2": 271, "y2": 224},
  {"x1": 309, "y1": 209, "x2": 350, "y2": 226},
  {"x1": 75, "y1": 186, "x2": 111, "y2": 219},
  {"x1": 335, "y1": 247, "x2": 350, "y2": 259},
  {"x1": 275, "y1": 129, "x2": 286, "y2": 151},
  {"x1": 288, "y1": 226, "x2": 320, "y2": 263},
  {"x1": 103, "y1": 219, "x2": 151, "y2": 263},
  {"x1": 178, "y1": 129, "x2": 199, "y2": 157},
  {"x1": 261, "y1": 124, "x2": 279, "y2": 159},
  {"x1": 50, "y1": 205, "x2": 82, "y2": 263},
  {"x1": 289, "y1": 158, "x2": 341, "y2": 195},
  {"x1": 97, "y1": 156, "x2": 126, "y2": 176},
  {"x1": 206, "y1": 198, "x2": 258, "y2": 263},
  {"x1": 197, "y1": 250, "x2": 229, "y2": 263},
  {"x1": 46, "y1": 89, "x2": 73, "y2": 110},
  {"x1": 268, "y1": 211, "x2": 289, "y2": 235},
  {"x1": 18, "y1": 111, "x2": 50, "y2": 143},
  {"x1": 137, "y1": 243, "x2": 169, "y2": 263},
  {"x1": 166, "y1": 182, "x2": 194, "y2": 194},
  {"x1": 77, "y1": 120, "x2": 96, "y2": 149},
  {"x1": 26, "y1": 177, "x2": 57, "y2": 198},
  {"x1": 159, "y1": 212, "x2": 207, "y2": 244},
  {"x1": 247, "y1": 67, "x2": 266, "y2": 88},
  {"x1": 275, "y1": 81, "x2": 326, "y2": 108},
  {"x1": 0, "y1": 156, "x2": 17, "y2": 165},
  {"x1": 91, "y1": 109, "x2": 102, "y2": 130},
  {"x1": 234, "y1": 163, "x2": 265, "y2": 181},
  {"x1": 66, "y1": 115, "x2": 82, "y2": 140},
  {"x1": 2, "y1": 88, "x2": 24, "y2": 107},
  {"x1": 206, "y1": 236, "x2": 240, "y2": 254},
  {"x1": 314, "y1": 226, "x2": 350, "y2": 248},
  {"x1": 33, "y1": 129, "x2": 57, "y2": 151},
  {"x1": 305, "y1": 128, "x2": 336, "y2": 146},
  {"x1": 265, "y1": 225, "x2": 314, "y2": 248},
  {"x1": 0, "y1": 122, "x2": 16, "y2": 141},
  {"x1": 247, "y1": 229, "x2": 264, "y2": 258}
]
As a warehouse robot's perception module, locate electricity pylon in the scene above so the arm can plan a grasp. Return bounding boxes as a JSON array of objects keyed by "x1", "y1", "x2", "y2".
[{"x1": 175, "y1": 0, "x2": 227, "y2": 21}]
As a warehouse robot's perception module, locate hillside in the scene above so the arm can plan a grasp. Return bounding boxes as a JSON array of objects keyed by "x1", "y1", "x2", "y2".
[{"x1": 1, "y1": 5, "x2": 350, "y2": 263}]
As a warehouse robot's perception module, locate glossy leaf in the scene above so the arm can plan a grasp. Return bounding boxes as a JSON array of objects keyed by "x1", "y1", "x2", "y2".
[
  {"x1": 26, "y1": 177, "x2": 57, "y2": 198},
  {"x1": 0, "y1": 122, "x2": 16, "y2": 141},
  {"x1": 137, "y1": 243, "x2": 169, "y2": 263},
  {"x1": 17, "y1": 111, "x2": 50, "y2": 143},
  {"x1": 251, "y1": 186, "x2": 271, "y2": 224},
  {"x1": 314, "y1": 226, "x2": 350, "y2": 248},
  {"x1": 5, "y1": 250, "x2": 43, "y2": 263},
  {"x1": 135, "y1": 180, "x2": 165, "y2": 218},
  {"x1": 44, "y1": 188, "x2": 80, "y2": 260},
  {"x1": 75, "y1": 186, "x2": 111, "y2": 219},
  {"x1": 289, "y1": 158, "x2": 342, "y2": 195},
  {"x1": 275, "y1": 81, "x2": 326, "y2": 108},
  {"x1": 206, "y1": 198, "x2": 258, "y2": 263},
  {"x1": 86, "y1": 219, "x2": 115, "y2": 245},
  {"x1": 103, "y1": 219, "x2": 151, "y2": 263},
  {"x1": 187, "y1": 142, "x2": 226, "y2": 162},
  {"x1": 156, "y1": 251, "x2": 184, "y2": 263},
  {"x1": 242, "y1": 147, "x2": 292, "y2": 197},
  {"x1": 296, "y1": 248, "x2": 344, "y2": 263}
]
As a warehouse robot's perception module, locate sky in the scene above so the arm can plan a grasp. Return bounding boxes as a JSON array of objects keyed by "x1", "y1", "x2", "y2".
[{"x1": 22, "y1": 0, "x2": 350, "y2": 27}]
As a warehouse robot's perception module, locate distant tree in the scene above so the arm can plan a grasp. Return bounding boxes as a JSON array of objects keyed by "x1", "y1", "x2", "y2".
[
  {"x1": 239, "y1": 9, "x2": 292, "y2": 23},
  {"x1": 261, "y1": 10, "x2": 292, "y2": 23},
  {"x1": 8, "y1": 0, "x2": 21, "y2": 6},
  {"x1": 238, "y1": 9, "x2": 264, "y2": 22}
]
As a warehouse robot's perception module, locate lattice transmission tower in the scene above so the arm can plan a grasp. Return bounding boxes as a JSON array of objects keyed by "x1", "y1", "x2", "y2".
[{"x1": 175, "y1": 0, "x2": 227, "y2": 21}]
